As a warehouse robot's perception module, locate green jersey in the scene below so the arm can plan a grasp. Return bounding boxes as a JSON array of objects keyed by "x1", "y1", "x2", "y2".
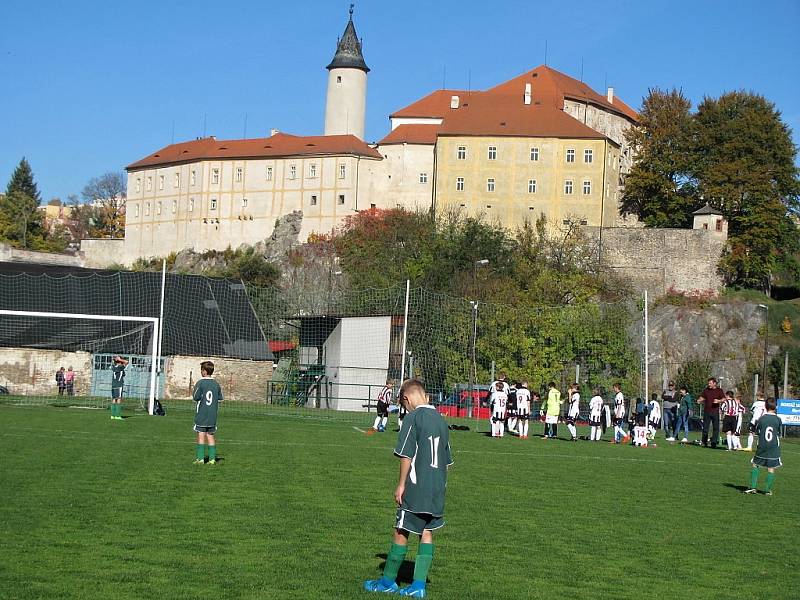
[
  {"x1": 755, "y1": 414, "x2": 782, "y2": 460},
  {"x1": 193, "y1": 377, "x2": 223, "y2": 427},
  {"x1": 111, "y1": 364, "x2": 126, "y2": 390},
  {"x1": 394, "y1": 405, "x2": 453, "y2": 516},
  {"x1": 545, "y1": 388, "x2": 562, "y2": 417}
]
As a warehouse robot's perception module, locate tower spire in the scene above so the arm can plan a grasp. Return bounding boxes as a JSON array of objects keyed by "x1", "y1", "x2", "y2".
[{"x1": 326, "y1": 5, "x2": 369, "y2": 72}]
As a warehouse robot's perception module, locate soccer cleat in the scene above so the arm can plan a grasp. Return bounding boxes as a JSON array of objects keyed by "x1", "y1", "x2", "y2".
[
  {"x1": 193, "y1": 459, "x2": 204, "y2": 465},
  {"x1": 207, "y1": 459, "x2": 216, "y2": 465},
  {"x1": 765, "y1": 491, "x2": 773, "y2": 496},
  {"x1": 398, "y1": 582, "x2": 427, "y2": 597},
  {"x1": 743, "y1": 447, "x2": 753, "y2": 452},
  {"x1": 363, "y1": 578, "x2": 399, "y2": 593},
  {"x1": 681, "y1": 437, "x2": 689, "y2": 443},
  {"x1": 666, "y1": 437, "x2": 675, "y2": 442},
  {"x1": 743, "y1": 488, "x2": 758, "y2": 494}
]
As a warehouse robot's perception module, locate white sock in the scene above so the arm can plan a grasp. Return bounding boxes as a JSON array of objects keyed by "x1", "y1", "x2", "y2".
[
  {"x1": 509, "y1": 418, "x2": 517, "y2": 432},
  {"x1": 524, "y1": 421, "x2": 529, "y2": 436},
  {"x1": 567, "y1": 424, "x2": 577, "y2": 438},
  {"x1": 733, "y1": 436, "x2": 741, "y2": 449},
  {"x1": 373, "y1": 416, "x2": 381, "y2": 429},
  {"x1": 499, "y1": 422, "x2": 505, "y2": 437},
  {"x1": 381, "y1": 416, "x2": 388, "y2": 429},
  {"x1": 726, "y1": 433, "x2": 732, "y2": 449},
  {"x1": 747, "y1": 433, "x2": 753, "y2": 449}
]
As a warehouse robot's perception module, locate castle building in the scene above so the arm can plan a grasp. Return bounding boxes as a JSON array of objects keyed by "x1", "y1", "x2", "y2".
[{"x1": 96, "y1": 9, "x2": 642, "y2": 266}]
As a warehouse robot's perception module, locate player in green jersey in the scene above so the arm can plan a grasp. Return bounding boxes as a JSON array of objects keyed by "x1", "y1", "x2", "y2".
[
  {"x1": 744, "y1": 397, "x2": 782, "y2": 495},
  {"x1": 110, "y1": 356, "x2": 128, "y2": 420},
  {"x1": 192, "y1": 361, "x2": 223, "y2": 465},
  {"x1": 364, "y1": 379, "x2": 453, "y2": 598}
]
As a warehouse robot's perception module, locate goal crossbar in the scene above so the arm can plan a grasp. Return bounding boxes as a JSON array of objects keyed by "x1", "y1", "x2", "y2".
[{"x1": 0, "y1": 309, "x2": 160, "y2": 415}]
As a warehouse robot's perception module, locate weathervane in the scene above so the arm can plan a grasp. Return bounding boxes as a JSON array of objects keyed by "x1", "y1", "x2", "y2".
[{"x1": 349, "y1": 3, "x2": 354, "y2": 18}]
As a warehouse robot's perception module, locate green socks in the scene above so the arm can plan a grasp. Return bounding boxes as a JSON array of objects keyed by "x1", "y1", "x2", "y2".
[
  {"x1": 208, "y1": 446, "x2": 217, "y2": 461},
  {"x1": 196, "y1": 444, "x2": 206, "y2": 461},
  {"x1": 750, "y1": 466, "x2": 760, "y2": 489},
  {"x1": 413, "y1": 543, "x2": 434, "y2": 584},
  {"x1": 110, "y1": 404, "x2": 120, "y2": 417},
  {"x1": 766, "y1": 472, "x2": 776, "y2": 492},
  {"x1": 382, "y1": 543, "x2": 407, "y2": 582}
]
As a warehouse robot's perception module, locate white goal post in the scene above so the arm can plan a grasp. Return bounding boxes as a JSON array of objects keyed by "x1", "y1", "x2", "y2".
[{"x1": 0, "y1": 309, "x2": 160, "y2": 415}]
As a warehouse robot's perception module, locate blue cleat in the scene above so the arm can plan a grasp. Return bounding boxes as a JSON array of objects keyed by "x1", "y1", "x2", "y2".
[
  {"x1": 398, "y1": 581, "x2": 426, "y2": 597},
  {"x1": 363, "y1": 578, "x2": 399, "y2": 593}
]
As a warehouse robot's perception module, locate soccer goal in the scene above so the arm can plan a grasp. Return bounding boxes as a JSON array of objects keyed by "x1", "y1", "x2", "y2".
[{"x1": 0, "y1": 309, "x2": 160, "y2": 414}]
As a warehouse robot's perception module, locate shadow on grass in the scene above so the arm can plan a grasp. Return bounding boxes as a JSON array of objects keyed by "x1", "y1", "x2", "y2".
[
  {"x1": 375, "y1": 554, "x2": 420, "y2": 585},
  {"x1": 723, "y1": 483, "x2": 750, "y2": 492}
]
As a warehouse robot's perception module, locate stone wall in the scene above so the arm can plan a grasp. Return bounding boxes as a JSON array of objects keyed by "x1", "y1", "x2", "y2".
[
  {"x1": 79, "y1": 239, "x2": 127, "y2": 268},
  {"x1": 0, "y1": 348, "x2": 92, "y2": 396},
  {"x1": 0, "y1": 243, "x2": 83, "y2": 267},
  {"x1": 164, "y1": 355, "x2": 273, "y2": 402},
  {"x1": 589, "y1": 226, "x2": 727, "y2": 297}
]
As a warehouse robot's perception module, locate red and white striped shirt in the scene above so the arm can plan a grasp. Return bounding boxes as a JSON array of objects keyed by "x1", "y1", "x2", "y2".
[
  {"x1": 721, "y1": 398, "x2": 745, "y2": 417},
  {"x1": 377, "y1": 386, "x2": 393, "y2": 404}
]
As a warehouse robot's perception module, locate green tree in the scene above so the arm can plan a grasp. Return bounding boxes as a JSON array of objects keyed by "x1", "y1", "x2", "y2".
[
  {"x1": 81, "y1": 172, "x2": 127, "y2": 238},
  {"x1": 621, "y1": 88, "x2": 696, "y2": 227},
  {"x1": 0, "y1": 158, "x2": 48, "y2": 249},
  {"x1": 691, "y1": 92, "x2": 800, "y2": 291},
  {"x1": 6, "y1": 157, "x2": 41, "y2": 202}
]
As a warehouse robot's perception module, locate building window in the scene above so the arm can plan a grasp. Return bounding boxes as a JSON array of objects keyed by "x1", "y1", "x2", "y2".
[
  {"x1": 528, "y1": 179, "x2": 537, "y2": 193},
  {"x1": 188, "y1": 198, "x2": 194, "y2": 212},
  {"x1": 134, "y1": 203, "x2": 139, "y2": 217},
  {"x1": 242, "y1": 197, "x2": 248, "y2": 208},
  {"x1": 172, "y1": 200, "x2": 177, "y2": 213},
  {"x1": 289, "y1": 165, "x2": 296, "y2": 180},
  {"x1": 174, "y1": 173, "x2": 180, "y2": 188},
  {"x1": 486, "y1": 178, "x2": 495, "y2": 192},
  {"x1": 266, "y1": 166, "x2": 273, "y2": 181},
  {"x1": 145, "y1": 202, "x2": 151, "y2": 216},
  {"x1": 235, "y1": 167, "x2": 242, "y2": 182},
  {"x1": 487, "y1": 146, "x2": 497, "y2": 160},
  {"x1": 419, "y1": 173, "x2": 428, "y2": 184},
  {"x1": 530, "y1": 147, "x2": 539, "y2": 161},
  {"x1": 583, "y1": 180, "x2": 592, "y2": 195},
  {"x1": 310, "y1": 195, "x2": 317, "y2": 206},
  {"x1": 337, "y1": 75, "x2": 342, "y2": 83},
  {"x1": 716, "y1": 219, "x2": 723, "y2": 231},
  {"x1": 146, "y1": 176, "x2": 152, "y2": 191},
  {"x1": 158, "y1": 175, "x2": 164, "y2": 190},
  {"x1": 338, "y1": 194, "x2": 345, "y2": 205},
  {"x1": 212, "y1": 168, "x2": 219, "y2": 184},
  {"x1": 584, "y1": 149, "x2": 593, "y2": 164},
  {"x1": 156, "y1": 201, "x2": 162, "y2": 215},
  {"x1": 210, "y1": 198, "x2": 217, "y2": 210},
  {"x1": 456, "y1": 177, "x2": 465, "y2": 191},
  {"x1": 339, "y1": 164, "x2": 346, "y2": 179},
  {"x1": 703, "y1": 223, "x2": 708, "y2": 230},
  {"x1": 564, "y1": 180, "x2": 573, "y2": 194},
  {"x1": 457, "y1": 146, "x2": 466, "y2": 160},
  {"x1": 190, "y1": 170, "x2": 196, "y2": 186},
  {"x1": 309, "y1": 164, "x2": 317, "y2": 178},
  {"x1": 566, "y1": 149, "x2": 575, "y2": 163},
  {"x1": 135, "y1": 178, "x2": 141, "y2": 193}
]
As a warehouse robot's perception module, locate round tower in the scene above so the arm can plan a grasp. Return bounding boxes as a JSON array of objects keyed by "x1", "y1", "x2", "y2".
[{"x1": 324, "y1": 5, "x2": 369, "y2": 139}]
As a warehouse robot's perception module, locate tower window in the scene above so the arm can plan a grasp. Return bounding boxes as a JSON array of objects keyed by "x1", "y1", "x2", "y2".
[
  {"x1": 310, "y1": 195, "x2": 318, "y2": 206},
  {"x1": 337, "y1": 76, "x2": 342, "y2": 83},
  {"x1": 338, "y1": 194, "x2": 345, "y2": 205}
]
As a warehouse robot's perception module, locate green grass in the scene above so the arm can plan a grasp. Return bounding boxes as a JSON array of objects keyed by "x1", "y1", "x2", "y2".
[{"x1": 1, "y1": 405, "x2": 798, "y2": 600}]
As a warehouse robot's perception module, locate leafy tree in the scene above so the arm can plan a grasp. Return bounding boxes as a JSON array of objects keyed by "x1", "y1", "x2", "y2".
[
  {"x1": 81, "y1": 172, "x2": 127, "y2": 238},
  {"x1": 621, "y1": 88, "x2": 696, "y2": 227}
]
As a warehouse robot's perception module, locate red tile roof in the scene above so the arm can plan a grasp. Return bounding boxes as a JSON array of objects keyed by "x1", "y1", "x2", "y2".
[
  {"x1": 378, "y1": 124, "x2": 441, "y2": 145},
  {"x1": 389, "y1": 89, "x2": 471, "y2": 118},
  {"x1": 127, "y1": 132, "x2": 382, "y2": 170}
]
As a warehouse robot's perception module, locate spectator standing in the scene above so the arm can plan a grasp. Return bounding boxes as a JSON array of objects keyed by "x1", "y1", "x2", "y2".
[
  {"x1": 698, "y1": 377, "x2": 724, "y2": 448},
  {"x1": 661, "y1": 381, "x2": 678, "y2": 437},
  {"x1": 65, "y1": 367, "x2": 75, "y2": 396},
  {"x1": 55, "y1": 367, "x2": 66, "y2": 396},
  {"x1": 669, "y1": 386, "x2": 693, "y2": 442}
]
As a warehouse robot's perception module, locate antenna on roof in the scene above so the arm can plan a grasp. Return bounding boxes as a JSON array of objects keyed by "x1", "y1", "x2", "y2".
[{"x1": 544, "y1": 40, "x2": 548, "y2": 66}]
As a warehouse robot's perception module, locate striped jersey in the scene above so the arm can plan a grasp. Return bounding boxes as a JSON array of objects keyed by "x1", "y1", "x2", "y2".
[
  {"x1": 721, "y1": 398, "x2": 745, "y2": 417},
  {"x1": 614, "y1": 392, "x2": 625, "y2": 418},
  {"x1": 568, "y1": 392, "x2": 580, "y2": 418},
  {"x1": 491, "y1": 390, "x2": 508, "y2": 416},
  {"x1": 377, "y1": 386, "x2": 393, "y2": 404},
  {"x1": 516, "y1": 387, "x2": 531, "y2": 413}
]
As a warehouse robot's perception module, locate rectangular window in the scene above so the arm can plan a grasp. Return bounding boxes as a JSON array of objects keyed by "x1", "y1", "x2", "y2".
[
  {"x1": 564, "y1": 180, "x2": 573, "y2": 194},
  {"x1": 190, "y1": 170, "x2": 196, "y2": 186},
  {"x1": 236, "y1": 167, "x2": 242, "y2": 182},
  {"x1": 715, "y1": 219, "x2": 723, "y2": 231},
  {"x1": 338, "y1": 194, "x2": 345, "y2": 205},
  {"x1": 172, "y1": 200, "x2": 177, "y2": 213},
  {"x1": 212, "y1": 168, "x2": 219, "y2": 184},
  {"x1": 583, "y1": 180, "x2": 591, "y2": 195},
  {"x1": 266, "y1": 166, "x2": 273, "y2": 181},
  {"x1": 145, "y1": 202, "x2": 151, "y2": 216},
  {"x1": 174, "y1": 172, "x2": 180, "y2": 188},
  {"x1": 566, "y1": 149, "x2": 575, "y2": 163},
  {"x1": 339, "y1": 164, "x2": 346, "y2": 179},
  {"x1": 310, "y1": 195, "x2": 317, "y2": 206},
  {"x1": 242, "y1": 197, "x2": 248, "y2": 208},
  {"x1": 134, "y1": 203, "x2": 140, "y2": 217},
  {"x1": 487, "y1": 146, "x2": 497, "y2": 160},
  {"x1": 584, "y1": 149, "x2": 593, "y2": 164},
  {"x1": 158, "y1": 175, "x2": 164, "y2": 190},
  {"x1": 457, "y1": 146, "x2": 466, "y2": 160},
  {"x1": 309, "y1": 164, "x2": 316, "y2": 178},
  {"x1": 456, "y1": 177, "x2": 465, "y2": 191},
  {"x1": 210, "y1": 198, "x2": 217, "y2": 210},
  {"x1": 419, "y1": 173, "x2": 428, "y2": 184},
  {"x1": 528, "y1": 179, "x2": 537, "y2": 193},
  {"x1": 146, "y1": 176, "x2": 152, "y2": 191},
  {"x1": 487, "y1": 178, "x2": 495, "y2": 192},
  {"x1": 289, "y1": 165, "x2": 296, "y2": 180},
  {"x1": 156, "y1": 201, "x2": 162, "y2": 215},
  {"x1": 188, "y1": 198, "x2": 194, "y2": 212},
  {"x1": 530, "y1": 147, "x2": 539, "y2": 161}
]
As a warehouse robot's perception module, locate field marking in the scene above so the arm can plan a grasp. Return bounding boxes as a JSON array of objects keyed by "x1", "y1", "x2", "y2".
[{"x1": 352, "y1": 426, "x2": 366, "y2": 433}]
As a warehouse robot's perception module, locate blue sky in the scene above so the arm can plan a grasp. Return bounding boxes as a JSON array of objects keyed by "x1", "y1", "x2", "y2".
[{"x1": 0, "y1": 0, "x2": 798, "y2": 202}]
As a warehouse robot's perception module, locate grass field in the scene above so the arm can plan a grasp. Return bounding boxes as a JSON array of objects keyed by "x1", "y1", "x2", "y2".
[{"x1": 1, "y1": 404, "x2": 798, "y2": 600}]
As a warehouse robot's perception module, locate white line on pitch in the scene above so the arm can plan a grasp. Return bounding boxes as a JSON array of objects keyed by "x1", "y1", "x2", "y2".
[{"x1": 352, "y1": 426, "x2": 366, "y2": 433}]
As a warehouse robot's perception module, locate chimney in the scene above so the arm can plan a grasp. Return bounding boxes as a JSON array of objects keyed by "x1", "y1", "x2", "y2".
[
  {"x1": 450, "y1": 95, "x2": 460, "y2": 109},
  {"x1": 607, "y1": 87, "x2": 614, "y2": 104},
  {"x1": 270, "y1": 128, "x2": 279, "y2": 136},
  {"x1": 524, "y1": 83, "x2": 532, "y2": 105}
]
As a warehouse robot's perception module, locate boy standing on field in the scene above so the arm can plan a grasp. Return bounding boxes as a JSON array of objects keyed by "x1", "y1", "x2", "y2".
[
  {"x1": 110, "y1": 356, "x2": 128, "y2": 420},
  {"x1": 364, "y1": 379, "x2": 453, "y2": 598},
  {"x1": 542, "y1": 382, "x2": 562, "y2": 439},
  {"x1": 193, "y1": 361, "x2": 223, "y2": 465},
  {"x1": 746, "y1": 393, "x2": 767, "y2": 451},
  {"x1": 744, "y1": 397, "x2": 782, "y2": 495},
  {"x1": 612, "y1": 383, "x2": 627, "y2": 444}
]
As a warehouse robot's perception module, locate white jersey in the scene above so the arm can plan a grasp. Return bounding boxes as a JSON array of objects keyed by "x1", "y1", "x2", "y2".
[
  {"x1": 568, "y1": 392, "x2": 580, "y2": 418},
  {"x1": 750, "y1": 400, "x2": 766, "y2": 424},
  {"x1": 491, "y1": 380, "x2": 510, "y2": 395},
  {"x1": 633, "y1": 425, "x2": 648, "y2": 446},
  {"x1": 614, "y1": 392, "x2": 625, "y2": 419},
  {"x1": 490, "y1": 391, "x2": 508, "y2": 417},
  {"x1": 516, "y1": 387, "x2": 531, "y2": 414},
  {"x1": 648, "y1": 400, "x2": 661, "y2": 421},
  {"x1": 589, "y1": 395, "x2": 604, "y2": 420}
]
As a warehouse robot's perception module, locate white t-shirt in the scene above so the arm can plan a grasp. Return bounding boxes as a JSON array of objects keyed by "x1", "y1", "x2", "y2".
[
  {"x1": 568, "y1": 392, "x2": 580, "y2": 418},
  {"x1": 491, "y1": 391, "x2": 508, "y2": 417},
  {"x1": 614, "y1": 392, "x2": 625, "y2": 418},
  {"x1": 633, "y1": 425, "x2": 648, "y2": 446},
  {"x1": 750, "y1": 400, "x2": 766, "y2": 424},
  {"x1": 516, "y1": 387, "x2": 531, "y2": 413},
  {"x1": 589, "y1": 395, "x2": 604, "y2": 419},
  {"x1": 649, "y1": 400, "x2": 661, "y2": 421}
]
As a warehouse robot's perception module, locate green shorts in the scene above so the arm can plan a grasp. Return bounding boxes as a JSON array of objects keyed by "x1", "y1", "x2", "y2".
[
  {"x1": 752, "y1": 455, "x2": 782, "y2": 469},
  {"x1": 194, "y1": 425, "x2": 217, "y2": 434},
  {"x1": 395, "y1": 508, "x2": 444, "y2": 535}
]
